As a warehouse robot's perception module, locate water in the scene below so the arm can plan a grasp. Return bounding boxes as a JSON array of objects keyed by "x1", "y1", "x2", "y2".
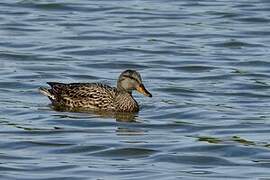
[{"x1": 1, "y1": 0, "x2": 270, "y2": 179}]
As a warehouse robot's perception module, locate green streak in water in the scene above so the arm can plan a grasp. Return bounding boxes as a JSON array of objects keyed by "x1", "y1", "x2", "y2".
[{"x1": 197, "y1": 136, "x2": 222, "y2": 144}]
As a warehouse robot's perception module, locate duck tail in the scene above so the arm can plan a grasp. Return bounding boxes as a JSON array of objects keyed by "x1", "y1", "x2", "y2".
[{"x1": 39, "y1": 87, "x2": 56, "y2": 100}]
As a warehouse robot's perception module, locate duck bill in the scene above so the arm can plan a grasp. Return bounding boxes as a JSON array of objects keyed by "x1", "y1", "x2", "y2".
[{"x1": 136, "y1": 84, "x2": 152, "y2": 97}]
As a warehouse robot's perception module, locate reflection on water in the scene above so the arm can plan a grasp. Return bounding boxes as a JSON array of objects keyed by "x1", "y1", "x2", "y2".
[
  {"x1": 52, "y1": 105, "x2": 137, "y2": 122},
  {"x1": 0, "y1": 0, "x2": 270, "y2": 179}
]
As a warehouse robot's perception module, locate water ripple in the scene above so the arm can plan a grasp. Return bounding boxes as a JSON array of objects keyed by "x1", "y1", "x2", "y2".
[{"x1": 1, "y1": 0, "x2": 270, "y2": 179}]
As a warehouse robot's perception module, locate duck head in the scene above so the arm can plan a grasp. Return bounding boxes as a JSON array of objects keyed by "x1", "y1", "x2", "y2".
[{"x1": 117, "y1": 69, "x2": 152, "y2": 97}]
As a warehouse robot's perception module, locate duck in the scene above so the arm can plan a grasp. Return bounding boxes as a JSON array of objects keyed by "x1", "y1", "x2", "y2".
[{"x1": 39, "y1": 69, "x2": 152, "y2": 112}]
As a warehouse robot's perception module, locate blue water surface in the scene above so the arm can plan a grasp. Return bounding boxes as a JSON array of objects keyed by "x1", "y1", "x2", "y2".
[{"x1": 0, "y1": 0, "x2": 270, "y2": 179}]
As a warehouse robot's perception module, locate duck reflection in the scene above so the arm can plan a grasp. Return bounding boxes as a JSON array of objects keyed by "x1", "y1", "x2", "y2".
[{"x1": 52, "y1": 105, "x2": 137, "y2": 122}]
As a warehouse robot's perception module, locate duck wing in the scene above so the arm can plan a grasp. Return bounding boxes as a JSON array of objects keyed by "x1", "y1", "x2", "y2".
[{"x1": 43, "y1": 82, "x2": 117, "y2": 109}]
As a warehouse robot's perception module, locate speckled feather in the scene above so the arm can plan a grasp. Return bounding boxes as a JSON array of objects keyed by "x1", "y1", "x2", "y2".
[
  {"x1": 40, "y1": 70, "x2": 152, "y2": 112},
  {"x1": 41, "y1": 82, "x2": 139, "y2": 112}
]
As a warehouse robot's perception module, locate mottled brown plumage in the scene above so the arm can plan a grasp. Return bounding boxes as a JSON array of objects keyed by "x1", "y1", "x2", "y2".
[{"x1": 39, "y1": 70, "x2": 152, "y2": 112}]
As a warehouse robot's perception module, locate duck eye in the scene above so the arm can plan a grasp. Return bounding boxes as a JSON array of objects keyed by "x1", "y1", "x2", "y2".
[{"x1": 122, "y1": 75, "x2": 138, "y2": 82}]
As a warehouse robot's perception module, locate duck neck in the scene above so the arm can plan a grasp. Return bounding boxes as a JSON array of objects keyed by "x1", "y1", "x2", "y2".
[
  {"x1": 117, "y1": 81, "x2": 123, "y2": 91},
  {"x1": 115, "y1": 90, "x2": 138, "y2": 112},
  {"x1": 116, "y1": 85, "x2": 132, "y2": 95}
]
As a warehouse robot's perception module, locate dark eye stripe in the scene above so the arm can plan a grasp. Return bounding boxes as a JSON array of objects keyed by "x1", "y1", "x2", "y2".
[{"x1": 122, "y1": 75, "x2": 140, "y2": 83}]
